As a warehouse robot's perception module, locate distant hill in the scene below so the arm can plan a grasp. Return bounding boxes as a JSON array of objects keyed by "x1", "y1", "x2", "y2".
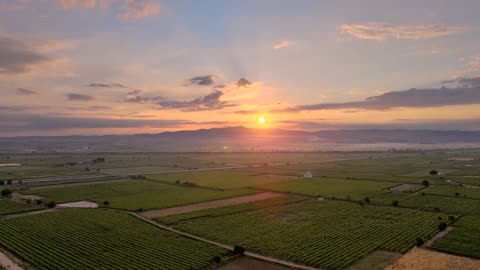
[{"x1": 1, "y1": 127, "x2": 480, "y2": 152}]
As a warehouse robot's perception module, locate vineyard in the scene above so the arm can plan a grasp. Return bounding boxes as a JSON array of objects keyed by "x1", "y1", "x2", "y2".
[
  {"x1": 22, "y1": 180, "x2": 256, "y2": 211},
  {"x1": 170, "y1": 200, "x2": 448, "y2": 269},
  {"x1": 0, "y1": 199, "x2": 43, "y2": 215},
  {"x1": 0, "y1": 208, "x2": 227, "y2": 269},
  {"x1": 256, "y1": 178, "x2": 393, "y2": 200},
  {"x1": 371, "y1": 193, "x2": 480, "y2": 216},
  {"x1": 433, "y1": 215, "x2": 480, "y2": 258},
  {"x1": 425, "y1": 185, "x2": 480, "y2": 199}
]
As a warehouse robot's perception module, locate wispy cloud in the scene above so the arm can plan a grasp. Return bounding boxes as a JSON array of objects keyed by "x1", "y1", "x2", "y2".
[
  {"x1": 273, "y1": 40, "x2": 291, "y2": 50},
  {"x1": 274, "y1": 87, "x2": 480, "y2": 113},
  {"x1": 156, "y1": 90, "x2": 233, "y2": 111},
  {"x1": 66, "y1": 93, "x2": 95, "y2": 101},
  {"x1": 184, "y1": 75, "x2": 217, "y2": 86},
  {"x1": 0, "y1": 35, "x2": 50, "y2": 74},
  {"x1": 118, "y1": 0, "x2": 160, "y2": 21},
  {"x1": 56, "y1": 0, "x2": 114, "y2": 9},
  {"x1": 16, "y1": 88, "x2": 38, "y2": 95},
  {"x1": 340, "y1": 23, "x2": 462, "y2": 40},
  {"x1": 87, "y1": 82, "x2": 126, "y2": 88}
]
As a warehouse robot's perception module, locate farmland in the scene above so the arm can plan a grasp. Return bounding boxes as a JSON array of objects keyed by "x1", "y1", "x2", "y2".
[
  {"x1": 0, "y1": 150, "x2": 479, "y2": 269},
  {"x1": 22, "y1": 179, "x2": 256, "y2": 211},
  {"x1": 167, "y1": 199, "x2": 449, "y2": 269},
  {"x1": 0, "y1": 208, "x2": 227, "y2": 269},
  {"x1": 433, "y1": 216, "x2": 480, "y2": 258}
]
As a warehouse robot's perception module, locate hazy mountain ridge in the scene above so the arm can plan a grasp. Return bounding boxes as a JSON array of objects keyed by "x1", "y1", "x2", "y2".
[{"x1": 1, "y1": 127, "x2": 480, "y2": 152}]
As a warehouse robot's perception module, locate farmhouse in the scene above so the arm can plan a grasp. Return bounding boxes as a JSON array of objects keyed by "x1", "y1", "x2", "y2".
[{"x1": 303, "y1": 171, "x2": 313, "y2": 179}]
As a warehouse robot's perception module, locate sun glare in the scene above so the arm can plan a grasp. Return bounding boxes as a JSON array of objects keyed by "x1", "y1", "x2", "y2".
[{"x1": 258, "y1": 116, "x2": 266, "y2": 124}]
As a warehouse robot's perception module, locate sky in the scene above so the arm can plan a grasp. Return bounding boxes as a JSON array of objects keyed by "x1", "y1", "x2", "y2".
[{"x1": 1, "y1": 0, "x2": 480, "y2": 136}]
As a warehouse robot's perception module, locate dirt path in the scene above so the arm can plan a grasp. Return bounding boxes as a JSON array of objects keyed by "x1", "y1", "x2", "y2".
[
  {"x1": 0, "y1": 250, "x2": 23, "y2": 270},
  {"x1": 423, "y1": 226, "x2": 455, "y2": 247},
  {"x1": 140, "y1": 192, "x2": 284, "y2": 219},
  {"x1": 132, "y1": 213, "x2": 320, "y2": 270},
  {"x1": 4, "y1": 208, "x2": 58, "y2": 219}
]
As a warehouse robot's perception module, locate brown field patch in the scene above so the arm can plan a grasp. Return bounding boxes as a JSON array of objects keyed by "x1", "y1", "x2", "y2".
[
  {"x1": 216, "y1": 257, "x2": 294, "y2": 270},
  {"x1": 386, "y1": 248, "x2": 480, "y2": 270},
  {"x1": 388, "y1": 184, "x2": 417, "y2": 192}
]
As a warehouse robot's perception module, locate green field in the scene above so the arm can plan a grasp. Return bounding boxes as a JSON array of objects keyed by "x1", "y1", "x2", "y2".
[
  {"x1": 148, "y1": 170, "x2": 296, "y2": 189},
  {"x1": 23, "y1": 180, "x2": 256, "y2": 211},
  {"x1": 433, "y1": 215, "x2": 480, "y2": 258},
  {"x1": 371, "y1": 193, "x2": 480, "y2": 216},
  {"x1": 256, "y1": 178, "x2": 394, "y2": 200},
  {"x1": 425, "y1": 185, "x2": 480, "y2": 199},
  {"x1": 169, "y1": 200, "x2": 448, "y2": 269},
  {"x1": 0, "y1": 209, "x2": 227, "y2": 269},
  {"x1": 0, "y1": 199, "x2": 43, "y2": 215}
]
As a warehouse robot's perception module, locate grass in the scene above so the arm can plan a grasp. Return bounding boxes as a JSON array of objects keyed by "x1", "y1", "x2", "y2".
[
  {"x1": 255, "y1": 177, "x2": 394, "y2": 200},
  {"x1": 0, "y1": 208, "x2": 227, "y2": 269},
  {"x1": 0, "y1": 199, "x2": 43, "y2": 215},
  {"x1": 433, "y1": 215, "x2": 480, "y2": 258},
  {"x1": 170, "y1": 200, "x2": 448, "y2": 269},
  {"x1": 23, "y1": 180, "x2": 256, "y2": 211}
]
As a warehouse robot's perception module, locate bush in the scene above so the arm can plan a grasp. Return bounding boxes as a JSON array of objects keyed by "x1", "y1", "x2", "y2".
[
  {"x1": 438, "y1": 222, "x2": 447, "y2": 231},
  {"x1": 448, "y1": 215, "x2": 456, "y2": 222},
  {"x1": 0, "y1": 189, "x2": 12, "y2": 197},
  {"x1": 364, "y1": 197, "x2": 371, "y2": 203},
  {"x1": 421, "y1": 180, "x2": 430, "y2": 187},
  {"x1": 415, "y1": 237, "x2": 424, "y2": 247},
  {"x1": 392, "y1": 200, "x2": 399, "y2": 207},
  {"x1": 137, "y1": 208, "x2": 144, "y2": 212},
  {"x1": 103, "y1": 200, "x2": 110, "y2": 206},
  {"x1": 36, "y1": 199, "x2": 43, "y2": 205},
  {"x1": 233, "y1": 245, "x2": 245, "y2": 255},
  {"x1": 212, "y1": 256, "x2": 221, "y2": 263},
  {"x1": 47, "y1": 201, "x2": 56, "y2": 208},
  {"x1": 429, "y1": 170, "x2": 438, "y2": 175}
]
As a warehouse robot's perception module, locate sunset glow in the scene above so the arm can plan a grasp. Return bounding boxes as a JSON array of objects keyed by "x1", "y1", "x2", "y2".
[{"x1": 258, "y1": 116, "x2": 266, "y2": 124}]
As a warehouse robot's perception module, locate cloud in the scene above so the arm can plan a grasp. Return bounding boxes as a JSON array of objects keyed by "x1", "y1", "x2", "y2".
[
  {"x1": 66, "y1": 93, "x2": 95, "y2": 101},
  {"x1": 184, "y1": 75, "x2": 217, "y2": 86},
  {"x1": 16, "y1": 88, "x2": 38, "y2": 95},
  {"x1": 0, "y1": 35, "x2": 50, "y2": 74},
  {"x1": 156, "y1": 90, "x2": 233, "y2": 111},
  {"x1": 87, "y1": 82, "x2": 126, "y2": 88},
  {"x1": 273, "y1": 40, "x2": 291, "y2": 49},
  {"x1": 275, "y1": 87, "x2": 480, "y2": 113},
  {"x1": 119, "y1": 0, "x2": 160, "y2": 21},
  {"x1": 236, "y1": 78, "x2": 252, "y2": 87},
  {"x1": 123, "y1": 90, "x2": 163, "y2": 103},
  {"x1": 340, "y1": 23, "x2": 461, "y2": 40},
  {"x1": 442, "y1": 76, "x2": 480, "y2": 88},
  {"x1": 66, "y1": 105, "x2": 112, "y2": 110},
  {"x1": 55, "y1": 0, "x2": 114, "y2": 9}
]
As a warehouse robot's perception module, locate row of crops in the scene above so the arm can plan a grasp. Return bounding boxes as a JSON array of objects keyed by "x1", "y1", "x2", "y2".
[
  {"x1": 170, "y1": 199, "x2": 449, "y2": 269},
  {"x1": 371, "y1": 193, "x2": 480, "y2": 216},
  {"x1": 0, "y1": 208, "x2": 227, "y2": 269},
  {"x1": 0, "y1": 199, "x2": 43, "y2": 215},
  {"x1": 433, "y1": 215, "x2": 480, "y2": 258}
]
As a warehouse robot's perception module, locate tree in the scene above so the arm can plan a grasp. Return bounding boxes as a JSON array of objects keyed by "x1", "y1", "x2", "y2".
[
  {"x1": 0, "y1": 181, "x2": 4, "y2": 186},
  {"x1": 6, "y1": 180, "x2": 12, "y2": 185},
  {"x1": 438, "y1": 222, "x2": 447, "y2": 231},
  {"x1": 364, "y1": 197, "x2": 371, "y2": 203},
  {"x1": 421, "y1": 180, "x2": 430, "y2": 187},
  {"x1": 454, "y1": 192, "x2": 460, "y2": 197},
  {"x1": 47, "y1": 201, "x2": 56, "y2": 208},
  {"x1": 1, "y1": 189, "x2": 12, "y2": 197},
  {"x1": 36, "y1": 199, "x2": 43, "y2": 205},
  {"x1": 429, "y1": 170, "x2": 438, "y2": 175},
  {"x1": 415, "y1": 237, "x2": 424, "y2": 247},
  {"x1": 392, "y1": 200, "x2": 399, "y2": 207},
  {"x1": 103, "y1": 200, "x2": 110, "y2": 206},
  {"x1": 212, "y1": 256, "x2": 221, "y2": 264},
  {"x1": 448, "y1": 215, "x2": 456, "y2": 222},
  {"x1": 233, "y1": 245, "x2": 245, "y2": 255}
]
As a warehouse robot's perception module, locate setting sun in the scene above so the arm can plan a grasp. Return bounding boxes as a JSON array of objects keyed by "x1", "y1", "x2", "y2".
[{"x1": 258, "y1": 116, "x2": 266, "y2": 124}]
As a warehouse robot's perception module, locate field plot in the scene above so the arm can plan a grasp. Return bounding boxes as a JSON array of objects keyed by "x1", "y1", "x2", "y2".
[
  {"x1": 371, "y1": 193, "x2": 480, "y2": 216},
  {"x1": 425, "y1": 185, "x2": 480, "y2": 199},
  {"x1": 0, "y1": 208, "x2": 227, "y2": 269},
  {"x1": 22, "y1": 179, "x2": 256, "y2": 211},
  {"x1": 0, "y1": 199, "x2": 43, "y2": 215},
  {"x1": 433, "y1": 216, "x2": 480, "y2": 258},
  {"x1": 256, "y1": 178, "x2": 393, "y2": 200},
  {"x1": 148, "y1": 170, "x2": 296, "y2": 189},
  {"x1": 169, "y1": 200, "x2": 448, "y2": 269}
]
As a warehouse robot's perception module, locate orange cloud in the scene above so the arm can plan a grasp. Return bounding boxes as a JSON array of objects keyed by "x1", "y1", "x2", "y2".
[
  {"x1": 118, "y1": 0, "x2": 160, "y2": 21},
  {"x1": 340, "y1": 23, "x2": 462, "y2": 40},
  {"x1": 273, "y1": 40, "x2": 290, "y2": 49}
]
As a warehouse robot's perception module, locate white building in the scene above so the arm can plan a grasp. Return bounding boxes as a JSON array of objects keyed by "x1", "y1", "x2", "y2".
[{"x1": 303, "y1": 171, "x2": 313, "y2": 179}]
